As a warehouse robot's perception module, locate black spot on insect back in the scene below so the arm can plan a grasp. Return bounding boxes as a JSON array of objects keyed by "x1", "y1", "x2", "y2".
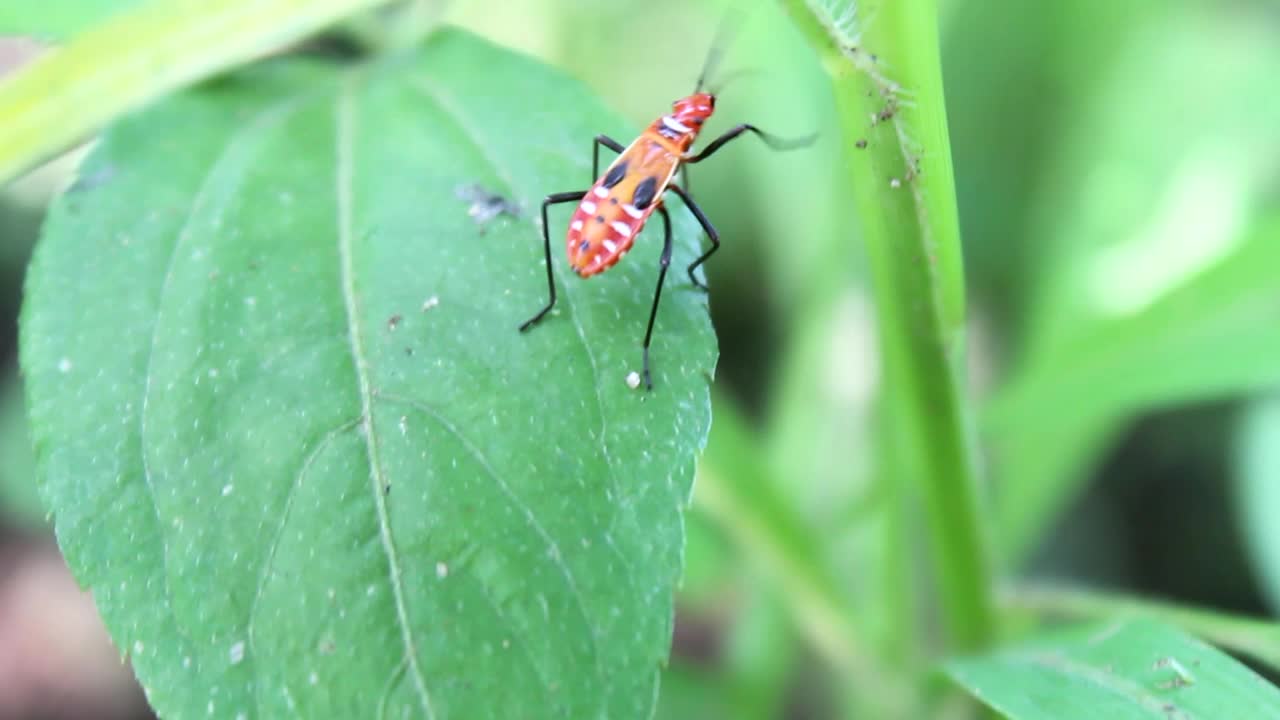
[
  {"x1": 603, "y1": 161, "x2": 628, "y2": 189},
  {"x1": 633, "y1": 177, "x2": 658, "y2": 210}
]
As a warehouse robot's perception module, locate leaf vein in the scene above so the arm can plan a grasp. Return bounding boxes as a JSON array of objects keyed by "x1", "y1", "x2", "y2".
[
  {"x1": 406, "y1": 71, "x2": 625, "y2": 539},
  {"x1": 336, "y1": 74, "x2": 436, "y2": 720},
  {"x1": 247, "y1": 416, "x2": 360, "y2": 714},
  {"x1": 136, "y1": 92, "x2": 304, "y2": 657},
  {"x1": 376, "y1": 390, "x2": 607, "y2": 687}
]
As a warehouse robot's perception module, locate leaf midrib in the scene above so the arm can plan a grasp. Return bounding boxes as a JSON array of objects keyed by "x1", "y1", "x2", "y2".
[{"x1": 335, "y1": 73, "x2": 436, "y2": 719}]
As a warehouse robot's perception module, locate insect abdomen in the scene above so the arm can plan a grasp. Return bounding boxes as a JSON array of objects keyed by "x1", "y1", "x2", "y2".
[
  {"x1": 564, "y1": 135, "x2": 677, "y2": 277},
  {"x1": 565, "y1": 187, "x2": 642, "y2": 277}
]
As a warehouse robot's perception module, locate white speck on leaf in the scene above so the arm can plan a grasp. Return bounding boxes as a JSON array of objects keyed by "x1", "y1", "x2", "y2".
[
  {"x1": 183, "y1": 656, "x2": 192, "y2": 669},
  {"x1": 229, "y1": 641, "x2": 245, "y2": 665},
  {"x1": 57, "y1": 357, "x2": 72, "y2": 373},
  {"x1": 422, "y1": 296, "x2": 439, "y2": 312},
  {"x1": 134, "y1": 641, "x2": 144, "y2": 655},
  {"x1": 244, "y1": 296, "x2": 257, "y2": 307},
  {"x1": 208, "y1": 367, "x2": 219, "y2": 378},
  {"x1": 222, "y1": 484, "x2": 233, "y2": 497},
  {"x1": 625, "y1": 372, "x2": 641, "y2": 389},
  {"x1": 436, "y1": 562, "x2": 448, "y2": 579},
  {"x1": 308, "y1": 671, "x2": 318, "y2": 686},
  {"x1": 366, "y1": 585, "x2": 376, "y2": 596}
]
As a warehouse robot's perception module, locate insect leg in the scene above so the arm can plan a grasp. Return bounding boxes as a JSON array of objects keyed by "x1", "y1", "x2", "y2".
[
  {"x1": 593, "y1": 135, "x2": 625, "y2": 179},
  {"x1": 684, "y1": 124, "x2": 816, "y2": 163},
  {"x1": 520, "y1": 190, "x2": 588, "y2": 332},
  {"x1": 641, "y1": 205, "x2": 675, "y2": 390},
  {"x1": 666, "y1": 184, "x2": 718, "y2": 291}
]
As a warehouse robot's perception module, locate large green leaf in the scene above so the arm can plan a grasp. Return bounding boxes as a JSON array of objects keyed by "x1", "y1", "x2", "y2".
[
  {"x1": 946, "y1": 618, "x2": 1280, "y2": 718},
  {"x1": 21, "y1": 29, "x2": 716, "y2": 718}
]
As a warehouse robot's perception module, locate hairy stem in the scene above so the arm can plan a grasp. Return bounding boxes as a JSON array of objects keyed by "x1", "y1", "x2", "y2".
[{"x1": 778, "y1": 0, "x2": 996, "y2": 653}]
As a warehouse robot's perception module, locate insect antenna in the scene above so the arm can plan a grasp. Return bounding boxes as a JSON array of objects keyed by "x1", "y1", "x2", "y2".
[
  {"x1": 707, "y1": 66, "x2": 763, "y2": 96},
  {"x1": 694, "y1": 3, "x2": 747, "y2": 93}
]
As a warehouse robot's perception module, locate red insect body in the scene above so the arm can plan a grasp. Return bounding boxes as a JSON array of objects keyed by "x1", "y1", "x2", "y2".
[
  {"x1": 565, "y1": 93, "x2": 716, "y2": 277},
  {"x1": 521, "y1": 14, "x2": 813, "y2": 391}
]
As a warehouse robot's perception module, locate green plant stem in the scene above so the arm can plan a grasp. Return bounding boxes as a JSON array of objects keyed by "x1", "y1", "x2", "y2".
[
  {"x1": 0, "y1": 0, "x2": 397, "y2": 185},
  {"x1": 1004, "y1": 583, "x2": 1280, "y2": 672},
  {"x1": 778, "y1": 0, "x2": 995, "y2": 652}
]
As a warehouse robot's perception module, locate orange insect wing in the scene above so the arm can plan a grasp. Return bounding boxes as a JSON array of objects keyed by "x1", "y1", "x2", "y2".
[{"x1": 565, "y1": 133, "x2": 680, "y2": 277}]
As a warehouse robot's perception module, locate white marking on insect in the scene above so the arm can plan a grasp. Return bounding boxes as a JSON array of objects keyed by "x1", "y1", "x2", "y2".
[
  {"x1": 593, "y1": 187, "x2": 609, "y2": 198},
  {"x1": 603, "y1": 239, "x2": 618, "y2": 253},
  {"x1": 622, "y1": 204, "x2": 644, "y2": 219},
  {"x1": 581, "y1": 200, "x2": 597, "y2": 214},
  {"x1": 570, "y1": 220, "x2": 583, "y2": 231},
  {"x1": 610, "y1": 221, "x2": 632, "y2": 238},
  {"x1": 662, "y1": 115, "x2": 693, "y2": 134}
]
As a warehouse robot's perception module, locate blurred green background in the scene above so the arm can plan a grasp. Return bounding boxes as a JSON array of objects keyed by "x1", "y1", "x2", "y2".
[{"x1": 1, "y1": 0, "x2": 1278, "y2": 717}]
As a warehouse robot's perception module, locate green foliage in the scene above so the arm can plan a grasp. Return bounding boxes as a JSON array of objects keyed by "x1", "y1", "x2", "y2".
[
  {"x1": 21, "y1": 30, "x2": 715, "y2": 718},
  {"x1": 979, "y1": 3, "x2": 1280, "y2": 559},
  {"x1": 1004, "y1": 584, "x2": 1280, "y2": 673},
  {"x1": 4, "y1": 0, "x2": 1280, "y2": 717},
  {"x1": 0, "y1": 0, "x2": 141, "y2": 39},
  {"x1": 1235, "y1": 394, "x2": 1280, "y2": 613},
  {"x1": 946, "y1": 618, "x2": 1280, "y2": 718},
  {"x1": 0, "y1": 0, "x2": 399, "y2": 184},
  {"x1": 0, "y1": 375, "x2": 42, "y2": 526}
]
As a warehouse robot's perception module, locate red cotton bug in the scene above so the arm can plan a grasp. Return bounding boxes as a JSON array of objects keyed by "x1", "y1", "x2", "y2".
[{"x1": 519, "y1": 18, "x2": 814, "y2": 390}]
